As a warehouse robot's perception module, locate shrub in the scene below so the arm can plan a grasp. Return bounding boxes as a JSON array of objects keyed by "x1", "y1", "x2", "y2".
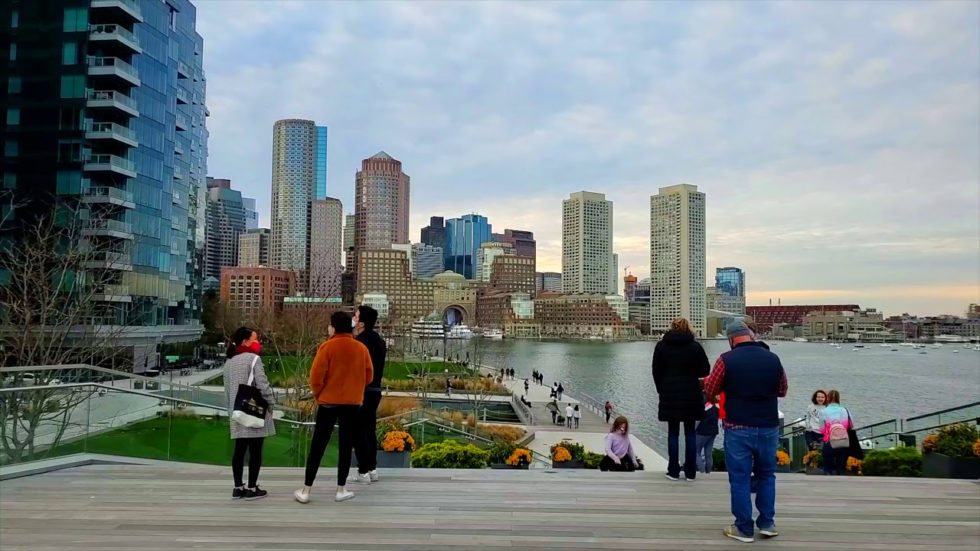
[
  {"x1": 506, "y1": 448, "x2": 532, "y2": 466},
  {"x1": 922, "y1": 433, "x2": 938, "y2": 453},
  {"x1": 376, "y1": 420, "x2": 404, "y2": 445},
  {"x1": 583, "y1": 451, "x2": 604, "y2": 469},
  {"x1": 803, "y1": 449, "x2": 823, "y2": 469},
  {"x1": 776, "y1": 449, "x2": 790, "y2": 466},
  {"x1": 862, "y1": 447, "x2": 922, "y2": 477},
  {"x1": 412, "y1": 440, "x2": 489, "y2": 468},
  {"x1": 380, "y1": 431, "x2": 416, "y2": 453},
  {"x1": 376, "y1": 396, "x2": 420, "y2": 418},
  {"x1": 712, "y1": 447, "x2": 726, "y2": 471},
  {"x1": 974, "y1": 439, "x2": 980, "y2": 458},
  {"x1": 552, "y1": 446, "x2": 572, "y2": 463},
  {"x1": 550, "y1": 441, "x2": 586, "y2": 461},
  {"x1": 929, "y1": 424, "x2": 980, "y2": 459},
  {"x1": 486, "y1": 442, "x2": 518, "y2": 465},
  {"x1": 846, "y1": 457, "x2": 863, "y2": 475},
  {"x1": 478, "y1": 424, "x2": 526, "y2": 443}
]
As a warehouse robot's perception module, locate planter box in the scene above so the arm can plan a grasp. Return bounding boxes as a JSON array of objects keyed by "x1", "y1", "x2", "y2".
[
  {"x1": 923, "y1": 453, "x2": 980, "y2": 480},
  {"x1": 552, "y1": 460, "x2": 585, "y2": 469},
  {"x1": 777, "y1": 465, "x2": 791, "y2": 473},
  {"x1": 490, "y1": 463, "x2": 530, "y2": 470},
  {"x1": 805, "y1": 467, "x2": 823, "y2": 475},
  {"x1": 379, "y1": 451, "x2": 411, "y2": 469}
]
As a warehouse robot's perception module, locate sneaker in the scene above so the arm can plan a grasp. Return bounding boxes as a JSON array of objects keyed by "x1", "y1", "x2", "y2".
[
  {"x1": 684, "y1": 476, "x2": 696, "y2": 482},
  {"x1": 723, "y1": 525, "x2": 754, "y2": 543},
  {"x1": 335, "y1": 489, "x2": 355, "y2": 502},
  {"x1": 232, "y1": 487, "x2": 245, "y2": 499},
  {"x1": 243, "y1": 486, "x2": 267, "y2": 501},
  {"x1": 347, "y1": 472, "x2": 371, "y2": 485},
  {"x1": 294, "y1": 488, "x2": 311, "y2": 504},
  {"x1": 759, "y1": 525, "x2": 779, "y2": 538},
  {"x1": 664, "y1": 473, "x2": 680, "y2": 481},
  {"x1": 368, "y1": 469, "x2": 379, "y2": 482}
]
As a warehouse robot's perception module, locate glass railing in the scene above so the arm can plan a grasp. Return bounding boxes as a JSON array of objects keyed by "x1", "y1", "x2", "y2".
[
  {"x1": 89, "y1": 24, "x2": 138, "y2": 46},
  {"x1": 84, "y1": 218, "x2": 133, "y2": 234},
  {"x1": 87, "y1": 56, "x2": 138, "y2": 79},
  {"x1": 85, "y1": 154, "x2": 135, "y2": 173},
  {"x1": 85, "y1": 121, "x2": 136, "y2": 141},
  {"x1": 86, "y1": 89, "x2": 137, "y2": 111},
  {"x1": 905, "y1": 402, "x2": 980, "y2": 433},
  {"x1": 85, "y1": 186, "x2": 134, "y2": 204}
]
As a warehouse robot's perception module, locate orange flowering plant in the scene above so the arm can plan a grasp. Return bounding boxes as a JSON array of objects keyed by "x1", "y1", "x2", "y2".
[
  {"x1": 922, "y1": 434, "x2": 939, "y2": 453},
  {"x1": 381, "y1": 431, "x2": 416, "y2": 453},
  {"x1": 846, "y1": 457, "x2": 863, "y2": 475},
  {"x1": 802, "y1": 449, "x2": 822, "y2": 469},
  {"x1": 552, "y1": 446, "x2": 572, "y2": 463},
  {"x1": 775, "y1": 449, "x2": 790, "y2": 466},
  {"x1": 506, "y1": 448, "x2": 532, "y2": 466},
  {"x1": 973, "y1": 438, "x2": 980, "y2": 458}
]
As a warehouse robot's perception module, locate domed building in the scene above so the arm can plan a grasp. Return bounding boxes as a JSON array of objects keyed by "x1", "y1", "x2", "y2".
[{"x1": 433, "y1": 271, "x2": 476, "y2": 326}]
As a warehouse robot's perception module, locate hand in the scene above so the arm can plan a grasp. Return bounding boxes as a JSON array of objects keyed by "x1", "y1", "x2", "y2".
[{"x1": 613, "y1": 457, "x2": 621, "y2": 465}]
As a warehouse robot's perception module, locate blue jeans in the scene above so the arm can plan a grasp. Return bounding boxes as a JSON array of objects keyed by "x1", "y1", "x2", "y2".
[
  {"x1": 695, "y1": 434, "x2": 716, "y2": 473},
  {"x1": 725, "y1": 426, "x2": 778, "y2": 536},
  {"x1": 667, "y1": 420, "x2": 697, "y2": 479}
]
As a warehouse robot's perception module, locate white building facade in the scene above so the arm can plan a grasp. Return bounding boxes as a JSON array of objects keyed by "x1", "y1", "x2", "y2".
[{"x1": 650, "y1": 184, "x2": 706, "y2": 336}]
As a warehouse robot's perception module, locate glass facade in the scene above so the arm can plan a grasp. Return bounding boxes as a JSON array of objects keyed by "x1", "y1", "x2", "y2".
[
  {"x1": 444, "y1": 214, "x2": 491, "y2": 279},
  {"x1": 315, "y1": 125, "x2": 328, "y2": 199},
  {"x1": 716, "y1": 267, "x2": 745, "y2": 298}
]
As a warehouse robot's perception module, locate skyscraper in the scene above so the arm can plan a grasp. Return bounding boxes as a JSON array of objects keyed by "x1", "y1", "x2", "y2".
[
  {"x1": 420, "y1": 216, "x2": 446, "y2": 249},
  {"x1": 611, "y1": 253, "x2": 619, "y2": 296},
  {"x1": 343, "y1": 213, "x2": 354, "y2": 266},
  {"x1": 270, "y1": 119, "x2": 326, "y2": 286},
  {"x1": 445, "y1": 214, "x2": 492, "y2": 279},
  {"x1": 352, "y1": 152, "x2": 410, "y2": 280},
  {"x1": 309, "y1": 198, "x2": 343, "y2": 297},
  {"x1": 238, "y1": 228, "x2": 270, "y2": 267},
  {"x1": 562, "y1": 192, "x2": 614, "y2": 295},
  {"x1": 715, "y1": 266, "x2": 746, "y2": 314},
  {"x1": 204, "y1": 178, "x2": 245, "y2": 280},
  {"x1": 535, "y1": 272, "x2": 563, "y2": 293},
  {"x1": 243, "y1": 197, "x2": 258, "y2": 230},
  {"x1": 412, "y1": 243, "x2": 443, "y2": 279},
  {"x1": 477, "y1": 241, "x2": 515, "y2": 282},
  {"x1": 650, "y1": 184, "x2": 706, "y2": 336},
  {"x1": 0, "y1": 0, "x2": 208, "y2": 371}
]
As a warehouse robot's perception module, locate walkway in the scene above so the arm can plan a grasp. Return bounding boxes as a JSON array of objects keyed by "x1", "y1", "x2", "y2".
[{"x1": 2, "y1": 462, "x2": 977, "y2": 550}]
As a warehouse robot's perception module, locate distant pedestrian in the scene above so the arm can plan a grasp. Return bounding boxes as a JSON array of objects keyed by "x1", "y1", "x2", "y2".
[
  {"x1": 704, "y1": 319, "x2": 788, "y2": 543},
  {"x1": 820, "y1": 390, "x2": 853, "y2": 476},
  {"x1": 565, "y1": 403, "x2": 574, "y2": 428},
  {"x1": 604, "y1": 401, "x2": 613, "y2": 423},
  {"x1": 805, "y1": 390, "x2": 828, "y2": 450},
  {"x1": 551, "y1": 382, "x2": 558, "y2": 399},
  {"x1": 224, "y1": 326, "x2": 276, "y2": 501},
  {"x1": 524, "y1": 378, "x2": 530, "y2": 394},
  {"x1": 653, "y1": 318, "x2": 710, "y2": 481},
  {"x1": 446, "y1": 378, "x2": 452, "y2": 397},
  {"x1": 573, "y1": 405, "x2": 581, "y2": 428},
  {"x1": 695, "y1": 394, "x2": 720, "y2": 474},
  {"x1": 557, "y1": 382, "x2": 564, "y2": 401},
  {"x1": 600, "y1": 416, "x2": 638, "y2": 472}
]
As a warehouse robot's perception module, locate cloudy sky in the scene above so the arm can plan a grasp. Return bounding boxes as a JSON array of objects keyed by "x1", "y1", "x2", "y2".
[{"x1": 196, "y1": 1, "x2": 979, "y2": 317}]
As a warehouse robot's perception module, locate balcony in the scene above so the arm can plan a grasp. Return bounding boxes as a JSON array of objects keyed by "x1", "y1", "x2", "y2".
[
  {"x1": 84, "y1": 121, "x2": 138, "y2": 148},
  {"x1": 84, "y1": 154, "x2": 136, "y2": 178},
  {"x1": 177, "y1": 60, "x2": 191, "y2": 79},
  {"x1": 173, "y1": 166, "x2": 185, "y2": 180},
  {"x1": 91, "y1": 0, "x2": 143, "y2": 23},
  {"x1": 175, "y1": 113, "x2": 189, "y2": 131},
  {"x1": 82, "y1": 219, "x2": 134, "y2": 240},
  {"x1": 89, "y1": 24, "x2": 142, "y2": 54},
  {"x1": 82, "y1": 251, "x2": 133, "y2": 271},
  {"x1": 91, "y1": 284, "x2": 132, "y2": 303},
  {"x1": 82, "y1": 186, "x2": 135, "y2": 209},
  {"x1": 86, "y1": 89, "x2": 139, "y2": 117},
  {"x1": 87, "y1": 56, "x2": 140, "y2": 87},
  {"x1": 176, "y1": 87, "x2": 189, "y2": 105},
  {"x1": 174, "y1": 142, "x2": 184, "y2": 156}
]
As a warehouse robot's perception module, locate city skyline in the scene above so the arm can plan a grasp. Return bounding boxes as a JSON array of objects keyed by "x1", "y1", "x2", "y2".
[{"x1": 196, "y1": 2, "x2": 980, "y2": 316}]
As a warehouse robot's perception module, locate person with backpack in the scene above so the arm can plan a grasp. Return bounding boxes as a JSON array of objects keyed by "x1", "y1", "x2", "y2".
[
  {"x1": 695, "y1": 393, "x2": 720, "y2": 475},
  {"x1": 820, "y1": 390, "x2": 853, "y2": 476},
  {"x1": 223, "y1": 327, "x2": 276, "y2": 500},
  {"x1": 557, "y1": 382, "x2": 565, "y2": 401}
]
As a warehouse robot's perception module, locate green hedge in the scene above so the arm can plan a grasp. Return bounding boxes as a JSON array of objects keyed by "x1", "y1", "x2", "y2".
[
  {"x1": 486, "y1": 442, "x2": 518, "y2": 466},
  {"x1": 412, "y1": 440, "x2": 489, "y2": 468},
  {"x1": 862, "y1": 447, "x2": 922, "y2": 477}
]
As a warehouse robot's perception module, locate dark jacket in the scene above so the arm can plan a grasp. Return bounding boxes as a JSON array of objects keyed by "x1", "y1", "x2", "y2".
[
  {"x1": 721, "y1": 341, "x2": 785, "y2": 427},
  {"x1": 356, "y1": 329, "x2": 387, "y2": 392},
  {"x1": 652, "y1": 330, "x2": 711, "y2": 422},
  {"x1": 696, "y1": 403, "x2": 720, "y2": 436}
]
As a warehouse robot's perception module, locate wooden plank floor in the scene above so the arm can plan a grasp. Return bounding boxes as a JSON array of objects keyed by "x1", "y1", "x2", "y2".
[{"x1": 1, "y1": 464, "x2": 978, "y2": 550}]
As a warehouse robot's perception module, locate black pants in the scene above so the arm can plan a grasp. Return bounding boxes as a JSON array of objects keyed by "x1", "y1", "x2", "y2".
[
  {"x1": 304, "y1": 405, "x2": 359, "y2": 487},
  {"x1": 355, "y1": 392, "x2": 382, "y2": 474},
  {"x1": 232, "y1": 437, "x2": 264, "y2": 488},
  {"x1": 667, "y1": 420, "x2": 697, "y2": 479},
  {"x1": 599, "y1": 455, "x2": 636, "y2": 472}
]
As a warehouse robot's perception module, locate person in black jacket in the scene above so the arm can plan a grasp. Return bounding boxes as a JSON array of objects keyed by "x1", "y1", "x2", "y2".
[
  {"x1": 349, "y1": 305, "x2": 386, "y2": 485},
  {"x1": 653, "y1": 318, "x2": 711, "y2": 481},
  {"x1": 695, "y1": 392, "x2": 720, "y2": 474}
]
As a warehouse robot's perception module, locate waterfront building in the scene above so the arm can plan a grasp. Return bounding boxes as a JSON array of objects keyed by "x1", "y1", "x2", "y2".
[
  {"x1": 220, "y1": 266, "x2": 295, "y2": 318},
  {"x1": 243, "y1": 197, "x2": 258, "y2": 230},
  {"x1": 412, "y1": 243, "x2": 443, "y2": 279},
  {"x1": 715, "y1": 266, "x2": 746, "y2": 314},
  {"x1": 803, "y1": 309, "x2": 896, "y2": 342},
  {"x1": 534, "y1": 294, "x2": 637, "y2": 339},
  {"x1": 650, "y1": 184, "x2": 706, "y2": 336},
  {"x1": 352, "y1": 152, "x2": 410, "y2": 281},
  {"x1": 361, "y1": 292, "x2": 391, "y2": 321},
  {"x1": 0, "y1": 0, "x2": 208, "y2": 370},
  {"x1": 433, "y1": 271, "x2": 478, "y2": 326},
  {"x1": 746, "y1": 304, "x2": 861, "y2": 333},
  {"x1": 562, "y1": 192, "x2": 614, "y2": 295},
  {"x1": 477, "y1": 241, "x2": 514, "y2": 281},
  {"x1": 309, "y1": 197, "x2": 343, "y2": 297},
  {"x1": 444, "y1": 214, "x2": 491, "y2": 279},
  {"x1": 611, "y1": 253, "x2": 619, "y2": 296},
  {"x1": 624, "y1": 274, "x2": 638, "y2": 301},
  {"x1": 238, "y1": 228, "x2": 270, "y2": 267},
  {"x1": 420, "y1": 216, "x2": 446, "y2": 250},
  {"x1": 204, "y1": 178, "x2": 245, "y2": 280},
  {"x1": 915, "y1": 315, "x2": 980, "y2": 340},
  {"x1": 488, "y1": 255, "x2": 536, "y2": 296},
  {"x1": 476, "y1": 290, "x2": 539, "y2": 337},
  {"x1": 536, "y1": 272, "x2": 562, "y2": 293},
  {"x1": 629, "y1": 302, "x2": 652, "y2": 334},
  {"x1": 968, "y1": 304, "x2": 980, "y2": 319},
  {"x1": 492, "y1": 229, "x2": 536, "y2": 259},
  {"x1": 356, "y1": 249, "x2": 433, "y2": 325}
]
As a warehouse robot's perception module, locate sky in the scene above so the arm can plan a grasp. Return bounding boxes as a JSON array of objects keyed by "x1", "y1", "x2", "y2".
[{"x1": 195, "y1": 0, "x2": 980, "y2": 317}]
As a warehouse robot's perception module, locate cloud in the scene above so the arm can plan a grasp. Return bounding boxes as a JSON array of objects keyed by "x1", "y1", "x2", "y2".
[{"x1": 196, "y1": 0, "x2": 980, "y2": 316}]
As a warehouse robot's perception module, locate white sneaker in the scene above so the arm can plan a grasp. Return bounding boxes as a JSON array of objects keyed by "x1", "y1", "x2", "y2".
[
  {"x1": 294, "y1": 488, "x2": 311, "y2": 504},
  {"x1": 347, "y1": 472, "x2": 371, "y2": 485},
  {"x1": 665, "y1": 473, "x2": 680, "y2": 481},
  {"x1": 335, "y1": 489, "x2": 355, "y2": 502},
  {"x1": 368, "y1": 470, "x2": 379, "y2": 482}
]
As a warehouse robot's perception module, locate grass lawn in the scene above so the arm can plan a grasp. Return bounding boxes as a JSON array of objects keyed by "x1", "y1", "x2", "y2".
[
  {"x1": 383, "y1": 360, "x2": 471, "y2": 381},
  {"x1": 206, "y1": 357, "x2": 472, "y2": 386},
  {"x1": 39, "y1": 415, "x2": 337, "y2": 468}
]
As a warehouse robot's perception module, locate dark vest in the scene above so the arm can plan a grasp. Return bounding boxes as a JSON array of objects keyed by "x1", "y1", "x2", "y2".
[{"x1": 721, "y1": 342, "x2": 784, "y2": 428}]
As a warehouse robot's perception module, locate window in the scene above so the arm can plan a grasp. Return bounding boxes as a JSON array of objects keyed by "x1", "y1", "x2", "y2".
[
  {"x1": 4, "y1": 141, "x2": 18, "y2": 157},
  {"x1": 7, "y1": 77, "x2": 21, "y2": 94},
  {"x1": 62, "y1": 42, "x2": 77, "y2": 65},
  {"x1": 56, "y1": 171, "x2": 83, "y2": 195},
  {"x1": 11, "y1": 10, "x2": 18, "y2": 29},
  {"x1": 63, "y1": 8, "x2": 88, "y2": 32},
  {"x1": 60, "y1": 75, "x2": 85, "y2": 98},
  {"x1": 2, "y1": 173, "x2": 15, "y2": 189},
  {"x1": 9, "y1": 43, "x2": 15, "y2": 61},
  {"x1": 6, "y1": 108, "x2": 19, "y2": 125}
]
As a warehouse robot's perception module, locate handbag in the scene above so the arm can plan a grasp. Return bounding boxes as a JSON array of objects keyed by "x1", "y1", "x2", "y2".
[
  {"x1": 232, "y1": 356, "x2": 268, "y2": 429},
  {"x1": 846, "y1": 412, "x2": 864, "y2": 460}
]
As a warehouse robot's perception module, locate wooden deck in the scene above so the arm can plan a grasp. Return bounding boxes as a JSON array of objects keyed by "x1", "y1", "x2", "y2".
[{"x1": 1, "y1": 463, "x2": 978, "y2": 550}]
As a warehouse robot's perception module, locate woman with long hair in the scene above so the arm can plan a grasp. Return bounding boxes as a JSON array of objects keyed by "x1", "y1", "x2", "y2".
[
  {"x1": 820, "y1": 390, "x2": 853, "y2": 475},
  {"x1": 805, "y1": 390, "x2": 828, "y2": 450},
  {"x1": 600, "y1": 416, "x2": 638, "y2": 471},
  {"x1": 223, "y1": 327, "x2": 276, "y2": 500}
]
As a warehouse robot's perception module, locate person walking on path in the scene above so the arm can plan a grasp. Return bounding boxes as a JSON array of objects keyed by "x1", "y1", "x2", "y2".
[
  {"x1": 557, "y1": 382, "x2": 564, "y2": 401},
  {"x1": 820, "y1": 390, "x2": 853, "y2": 476},
  {"x1": 224, "y1": 327, "x2": 276, "y2": 501},
  {"x1": 695, "y1": 394, "x2": 720, "y2": 475},
  {"x1": 551, "y1": 382, "x2": 558, "y2": 399},
  {"x1": 295, "y1": 312, "x2": 373, "y2": 505},
  {"x1": 600, "y1": 417, "x2": 638, "y2": 471},
  {"x1": 604, "y1": 401, "x2": 613, "y2": 423},
  {"x1": 573, "y1": 405, "x2": 581, "y2": 429},
  {"x1": 524, "y1": 378, "x2": 530, "y2": 394},
  {"x1": 565, "y1": 403, "x2": 574, "y2": 428},
  {"x1": 805, "y1": 390, "x2": 828, "y2": 451},
  {"x1": 704, "y1": 319, "x2": 788, "y2": 543},
  {"x1": 349, "y1": 305, "x2": 387, "y2": 485},
  {"x1": 652, "y1": 318, "x2": 710, "y2": 481},
  {"x1": 446, "y1": 377, "x2": 452, "y2": 397}
]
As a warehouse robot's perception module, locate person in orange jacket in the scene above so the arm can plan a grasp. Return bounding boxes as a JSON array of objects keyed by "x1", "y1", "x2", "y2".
[{"x1": 294, "y1": 311, "x2": 373, "y2": 505}]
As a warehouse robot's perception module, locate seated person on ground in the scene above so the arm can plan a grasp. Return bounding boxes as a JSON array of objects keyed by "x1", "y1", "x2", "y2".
[{"x1": 600, "y1": 416, "x2": 639, "y2": 472}]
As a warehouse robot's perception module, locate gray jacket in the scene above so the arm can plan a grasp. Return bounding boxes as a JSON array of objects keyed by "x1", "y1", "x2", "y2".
[{"x1": 224, "y1": 353, "x2": 277, "y2": 439}]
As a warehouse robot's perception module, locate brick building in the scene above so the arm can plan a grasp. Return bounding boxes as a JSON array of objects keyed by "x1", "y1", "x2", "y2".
[{"x1": 220, "y1": 267, "x2": 295, "y2": 318}]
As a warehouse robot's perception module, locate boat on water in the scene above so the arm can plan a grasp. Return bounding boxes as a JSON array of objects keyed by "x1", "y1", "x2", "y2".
[
  {"x1": 853, "y1": 344, "x2": 865, "y2": 349},
  {"x1": 880, "y1": 344, "x2": 891, "y2": 348},
  {"x1": 411, "y1": 318, "x2": 445, "y2": 339},
  {"x1": 791, "y1": 337, "x2": 808, "y2": 343},
  {"x1": 447, "y1": 324, "x2": 474, "y2": 339},
  {"x1": 482, "y1": 328, "x2": 504, "y2": 340}
]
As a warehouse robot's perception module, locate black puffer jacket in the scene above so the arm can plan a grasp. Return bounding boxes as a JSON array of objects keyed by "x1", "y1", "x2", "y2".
[{"x1": 652, "y1": 330, "x2": 711, "y2": 422}]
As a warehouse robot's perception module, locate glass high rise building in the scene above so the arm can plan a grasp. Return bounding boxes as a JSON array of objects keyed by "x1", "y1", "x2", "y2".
[
  {"x1": 1, "y1": 0, "x2": 209, "y2": 370},
  {"x1": 445, "y1": 214, "x2": 491, "y2": 279},
  {"x1": 314, "y1": 125, "x2": 327, "y2": 199},
  {"x1": 715, "y1": 266, "x2": 746, "y2": 314}
]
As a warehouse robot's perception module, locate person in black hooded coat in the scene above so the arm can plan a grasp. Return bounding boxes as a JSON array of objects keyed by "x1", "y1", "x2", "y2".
[{"x1": 653, "y1": 318, "x2": 711, "y2": 480}]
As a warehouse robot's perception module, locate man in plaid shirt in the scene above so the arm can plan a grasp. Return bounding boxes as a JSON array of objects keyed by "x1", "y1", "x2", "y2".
[{"x1": 704, "y1": 320, "x2": 788, "y2": 543}]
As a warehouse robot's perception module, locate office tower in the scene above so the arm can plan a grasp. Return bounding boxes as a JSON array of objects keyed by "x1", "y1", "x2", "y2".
[
  {"x1": 204, "y1": 178, "x2": 245, "y2": 280},
  {"x1": 535, "y1": 272, "x2": 562, "y2": 293},
  {"x1": 650, "y1": 184, "x2": 706, "y2": 336},
  {"x1": 493, "y1": 229, "x2": 536, "y2": 259},
  {"x1": 270, "y1": 119, "x2": 326, "y2": 284},
  {"x1": 343, "y1": 213, "x2": 355, "y2": 264},
  {"x1": 488, "y1": 255, "x2": 536, "y2": 296},
  {"x1": 477, "y1": 241, "x2": 515, "y2": 281},
  {"x1": 714, "y1": 266, "x2": 746, "y2": 314},
  {"x1": 309, "y1": 198, "x2": 343, "y2": 297},
  {"x1": 562, "y1": 192, "x2": 614, "y2": 295},
  {"x1": 421, "y1": 216, "x2": 446, "y2": 249},
  {"x1": 0, "y1": 0, "x2": 208, "y2": 371},
  {"x1": 220, "y1": 267, "x2": 295, "y2": 318},
  {"x1": 412, "y1": 243, "x2": 443, "y2": 278},
  {"x1": 238, "y1": 228, "x2": 270, "y2": 267},
  {"x1": 351, "y1": 151, "x2": 410, "y2": 280},
  {"x1": 611, "y1": 253, "x2": 619, "y2": 295},
  {"x1": 391, "y1": 243, "x2": 414, "y2": 274},
  {"x1": 243, "y1": 197, "x2": 258, "y2": 230},
  {"x1": 444, "y1": 214, "x2": 492, "y2": 279}
]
